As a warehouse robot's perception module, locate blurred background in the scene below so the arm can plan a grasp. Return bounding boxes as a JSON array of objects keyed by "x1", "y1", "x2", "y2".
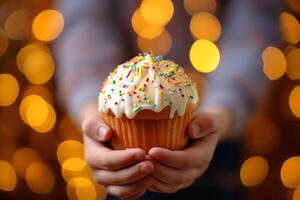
[{"x1": 0, "y1": 0, "x2": 300, "y2": 200}]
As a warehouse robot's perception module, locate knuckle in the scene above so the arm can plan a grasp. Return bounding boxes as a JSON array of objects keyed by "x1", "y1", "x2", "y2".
[{"x1": 81, "y1": 117, "x2": 92, "y2": 133}]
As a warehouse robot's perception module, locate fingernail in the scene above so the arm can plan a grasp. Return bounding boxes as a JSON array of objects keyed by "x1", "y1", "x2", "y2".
[
  {"x1": 140, "y1": 164, "x2": 153, "y2": 174},
  {"x1": 97, "y1": 126, "x2": 108, "y2": 140}
]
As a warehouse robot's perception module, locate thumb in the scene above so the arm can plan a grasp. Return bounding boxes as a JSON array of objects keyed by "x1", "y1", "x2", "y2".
[
  {"x1": 81, "y1": 115, "x2": 112, "y2": 142},
  {"x1": 187, "y1": 114, "x2": 215, "y2": 139}
]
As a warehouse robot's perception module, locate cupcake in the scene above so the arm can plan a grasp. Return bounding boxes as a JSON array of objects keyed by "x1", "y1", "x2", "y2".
[{"x1": 98, "y1": 53, "x2": 199, "y2": 152}]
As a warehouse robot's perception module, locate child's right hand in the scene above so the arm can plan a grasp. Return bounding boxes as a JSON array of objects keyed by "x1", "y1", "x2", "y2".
[{"x1": 81, "y1": 114, "x2": 154, "y2": 200}]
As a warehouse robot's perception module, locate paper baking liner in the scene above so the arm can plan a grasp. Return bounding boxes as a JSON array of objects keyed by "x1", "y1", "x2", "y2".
[{"x1": 102, "y1": 113, "x2": 191, "y2": 152}]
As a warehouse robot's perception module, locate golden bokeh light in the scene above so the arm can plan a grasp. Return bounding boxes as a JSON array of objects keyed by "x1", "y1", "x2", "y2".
[
  {"x1": 20, "y1": 95, "x2": 43, "y2": 124},
  {"x1": 289, "y1": 86, "x2": 300, "y2": 118},
  {"x1": 286, "y1": 48, "x2": 300, "y2": 80},
  {"x1": 67, "y1": 177, "x2": 98, "y2": 200},
  {"x1": 294, "y1": 185, "x2": 300, "y2": 200},
  {"x1": 184, "y1": 0, "x2": 217, "y2": 15},
  {"x1": 137, "y1": 30, "x2": 172, "y2": 55},
  {"x1": 57, "y1": 140, "x2": 84, "y2": 165},
  {"x1": 281, "y1": 156, "x2": 300, "y2": 188},
  {"x1": 25, "y1": 95, "x2": 49, "y2": 127},
  {"x1": 131, "y1": 8, "x2": 164, "y2": 39},
  {"x1": 22, "y1": 50, "x2": 55, "y2": 85},
  {"x1": 61, "y1": 158, "x2": 92, "y2": 182},
  {"x1": 17, "y1": 42, "x2": 50, "y2": 73},
  {"x1": 4, "y1": 9, "x2": 32, "y2": 40},
  {"x1": 190, "y1": 12, "x2": 221, "y2": 41},
  {"x1": 32, "y1": 9, "x2": 64, "y2": 42},
  {"x1": 25, "y1": 161, "x2": 55, "y2": 194},
  {"x1": 140, "y1": 0, "x2": 174, "y2": 26},
  {"x1": 288, "y1": 0, "x2": 300, "y2": 14},
  {"x1": 240, "y1": 156, "x2": 269, "y2": 187},
  {"x1": 261, "y1": 46, "x2": 286, "y2": 80},
  {"x1": 189, "y1": 39, "x2": 220, "y2": 73},
  {"x1": 0, "y1": 74, "x2": 19, "y2": 107},
  {"x1": 23, "y1": 84, "x2": 53, "y2": 104},
  {"x1": 279, "y1": 12, "x2": 300, "y2": 44},
  {"x1": 12, "y1": 147, "x2": 41, "y2": 178},
  {"x1": 58, "y1": 116, "x2": 82, "y2": 141},
  {"x1": 0, "y1": 28, "x2": 9, "y2": 56},
  {"x1": 32, "y1": 103, "x2": 56, "y2": 133},
  {"x1": 0, "y1": 160, "x2": 17, "y2": 192}
]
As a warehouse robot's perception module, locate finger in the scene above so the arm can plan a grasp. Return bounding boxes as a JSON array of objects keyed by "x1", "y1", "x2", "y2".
[
  {"x1": 81, "y1": 115, "x2": 112, "y2": 142},
  {"x1": 148, "y1": 147, "x2": 190, "y2": 170},
  {"x1": 94, "y1": 160, "x2": 154, "y2": 185},
  {"x1": 124, "y1": 189, "x2": 147, "y2": 200},
  {"x1": 149, "y1": 131, "x2": 219, "y2": 170},
  {"x1": 84, "y1": 135, "x2": 146, "y2": 170},
  {"x1": 151, "y1": 160, "x2": 183, "y2": 185},
  {"x1": 188, "y1": 113, "x2": 216, "y2": 139},
  {"x1": 106, "y1": 176, "x2": 153, "y2": 199},
  {"x1": 149, "y1": 178, "x2": 179, "y2": 194}
]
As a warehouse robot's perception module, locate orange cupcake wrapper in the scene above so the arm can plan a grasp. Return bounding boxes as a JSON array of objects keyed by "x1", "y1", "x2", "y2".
[{"x1": 102, "y1": 114, "x2": 191, "y2": 152}]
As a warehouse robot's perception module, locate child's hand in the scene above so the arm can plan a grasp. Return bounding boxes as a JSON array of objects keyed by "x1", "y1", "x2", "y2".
[
  {"x1": 147, "y1": 112, "x2": 220, "y2": 193},
  {"x1": 81, "y1": 115, "x2": 154, "y2": 200}
]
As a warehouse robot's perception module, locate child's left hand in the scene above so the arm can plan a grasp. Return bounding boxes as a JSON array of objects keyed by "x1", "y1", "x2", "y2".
[{"x1": 147, "y1": 112, "x2": 220, "y2": 193}]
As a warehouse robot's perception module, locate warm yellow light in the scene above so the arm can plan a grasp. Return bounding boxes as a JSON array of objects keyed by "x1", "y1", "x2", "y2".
[
  {"x1": 0, "y1": 160, "x2": 17, "y2": 192},
  {"x1": 279, "y1": 12, "x2": 300, "y2": 44},
  {"x1": 32, "y1": 9, "x2": 64, "y2": 42},
  {"x1": 32, "y1": 103, "x2": 56, "y2": 133},
  {"x1": 67, "y1": 177, "x2": 97, "y2": 200},
  {"x1": 4, "y1": 9, "x2": 32, "y2": 40},
  {"x1": 281, "y1": 156, "x2": 300, "y2": 188},
  {"x1": 22, "y1": 50, "x2": 55, "y2": 85},
  {"x1": 58, "y1": 116, "x2": 83, "y2": 141},
  {"x1": 261, "y1": 46, "x2": 286, "y2": 80},
  {"x1": 0, "y1": 74, "x2": 19, "y2": 106},
  {"x1": 25, "y1": 95, "x2": 49, "y2": 127},
  {"x1": 240, "y1": 156, "x2": 269, "y2": 187},
  {"x1": 20, "y1": 95, "x2": 43, "y2": 124},
  {"x1": 0, "y1": 28, "x2": 8, "y2": 56},
  {"x1": 288, "y1": 0, "x2": 300, "y2": 14},
  {"x1": 137, "y1": 30, "x2": 172, "y2": 55},
  {"x1": 17, "y1": 42, "x2": 50, "y2": 73},
  {"x1": 286, "y1": 48, "x2": 300, "y2": 80},
  {"x1": 190, "y1": 12, "x2": 221, "y2": 41},
  {"x1": 189, "y1": 39, "x2": 220, "y2": 73},
  {"x1": 23, "y1": 84, "x2": 53, "y2": 104},
  {"x1": 184, "y1": 0, "x2": 217, "y2": 15},
  {"x1": 294, "y1": 185, "x2": 300, "y2": 200},
  {"x1": 289, "y1": 86, "x2": 300, "y2": 118},
  {"x1": 12, "y1": 147, "x2": 41, "y2": 178},
  {"x1": 140, "y1": 0, "x2": 174, "y2": 26},
  {"x1": 26, "y1": 161, "x2": 55, "y2": 194},
  {"x1": 62, "y1": 158, "x2": 92, "y2": 182},
  {"x1": 131, "y1": 8, "x2": 164, "y2": 39},
  {"x1": 57, "y1": 140, "x2": 84, "y2": 165}
]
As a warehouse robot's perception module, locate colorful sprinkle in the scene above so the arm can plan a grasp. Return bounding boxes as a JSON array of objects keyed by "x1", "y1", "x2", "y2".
[{"x1": 133, "y1": 105, "x2": 142, "y2": 112}]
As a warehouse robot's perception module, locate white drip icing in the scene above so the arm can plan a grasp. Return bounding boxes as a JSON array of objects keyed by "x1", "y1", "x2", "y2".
[{"x1": 98, "y1": 53, "x2": 199, "y2": 119}]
